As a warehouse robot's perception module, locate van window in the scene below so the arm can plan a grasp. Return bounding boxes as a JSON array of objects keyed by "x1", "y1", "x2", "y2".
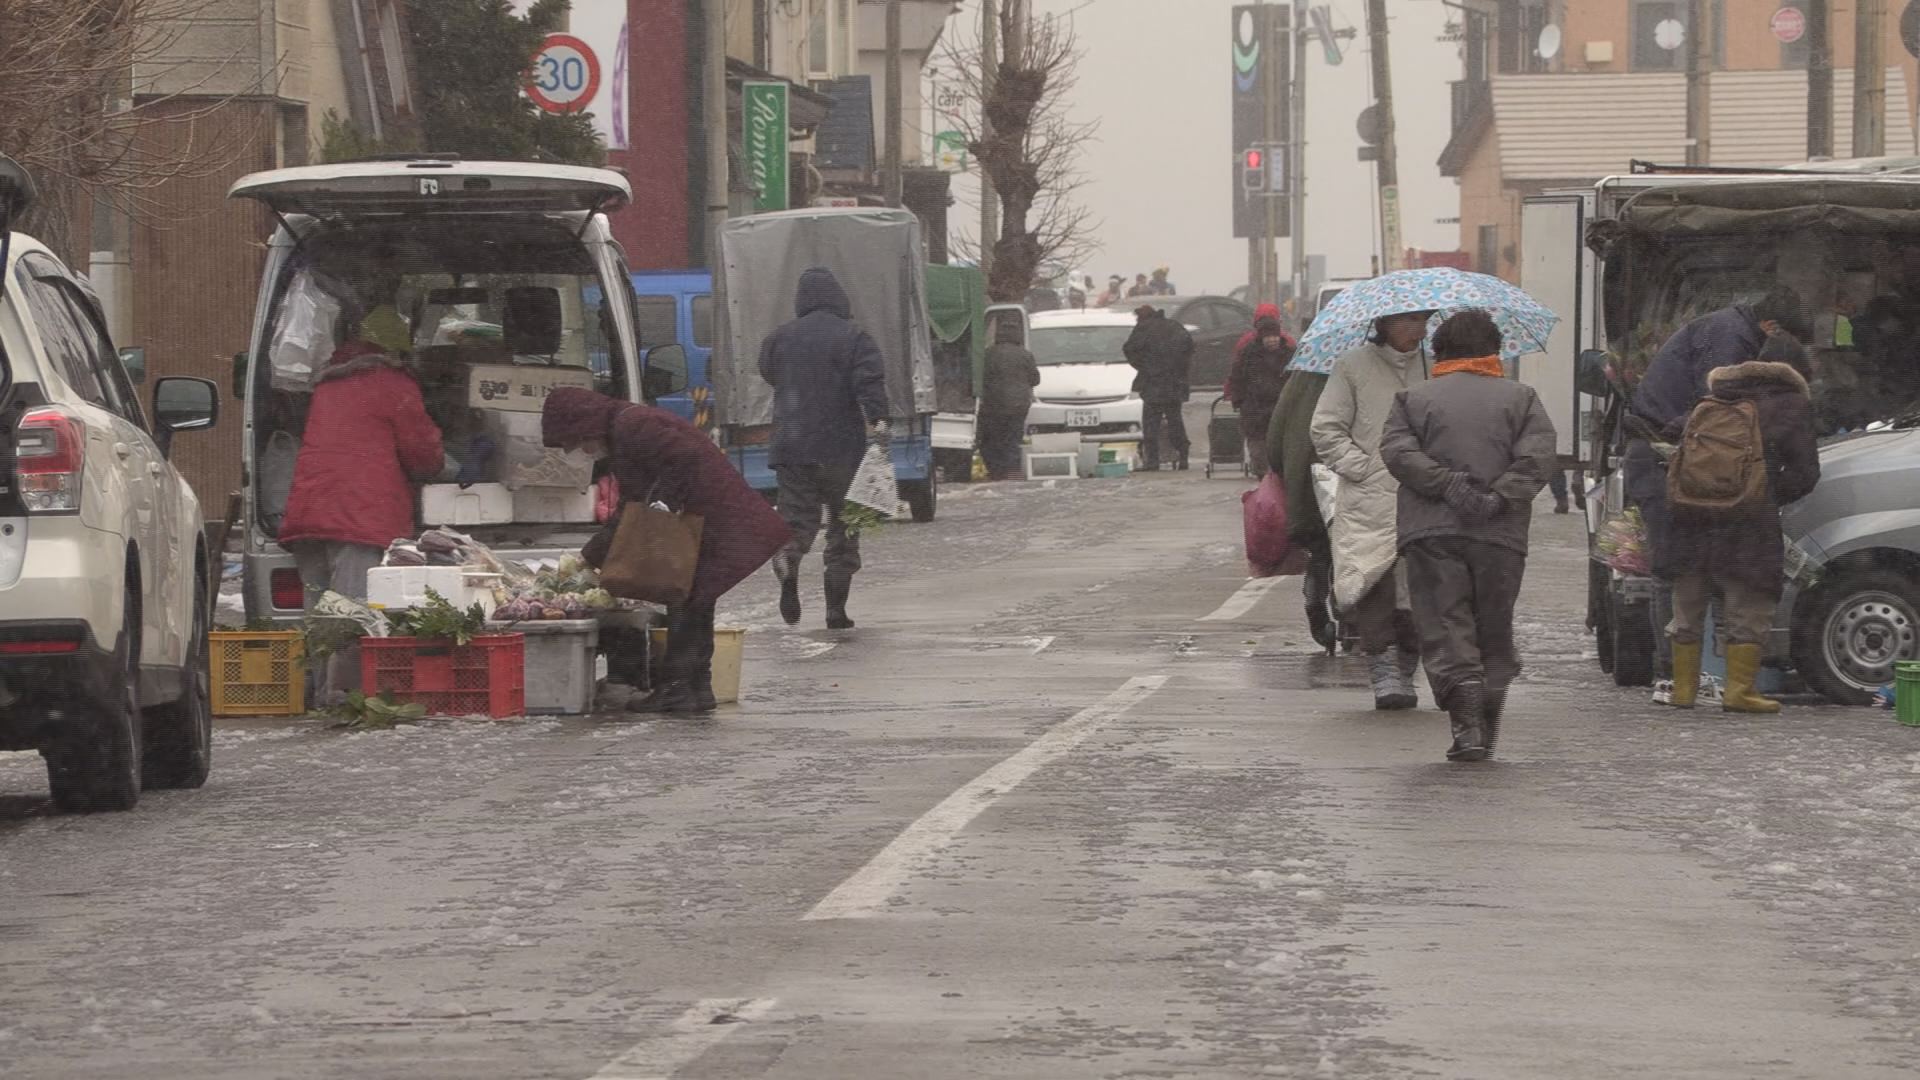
[
  {"x1": 634, "y1": 295, "x2": 678, "y2": 349},
  {"x1": 691, "y1": 295, "x2": 715, "y2": 348}
]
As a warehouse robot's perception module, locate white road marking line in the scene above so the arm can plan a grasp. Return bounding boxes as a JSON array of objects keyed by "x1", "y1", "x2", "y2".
[
  {"x1": 803, "y1": 675, "x2": 1169, "y2": 921},
  {"x1": 1199, "y1": 576, "x2": 1281, "y2": 622},
  {"x1": 1029, "y1": 635, "x2": 1055, "y2": 655},
  {"x1": 592, "y1": 997, "x2": 776, "y2": 1080},
  {"x1": 789, "y1": 640, "x2": 838, "y2": 658}
]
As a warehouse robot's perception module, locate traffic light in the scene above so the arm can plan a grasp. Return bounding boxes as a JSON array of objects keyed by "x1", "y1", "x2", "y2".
[{"x1": 1242, "y1": 147, "x2": 1266, "y2": 192}]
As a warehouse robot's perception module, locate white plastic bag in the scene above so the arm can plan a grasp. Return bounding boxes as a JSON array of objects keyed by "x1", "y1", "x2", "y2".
[
  {"x1": 267, "y1": 269, "x2": 342, "y2": 392},
  {"x1": 1311, "y1": 463, "x2": 1340, "y2": 522},
  {"x1": 844, "y1": 445, "x2": 899, "y2": 517}
]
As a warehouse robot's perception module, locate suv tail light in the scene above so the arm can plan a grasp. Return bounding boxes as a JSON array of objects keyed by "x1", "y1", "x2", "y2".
[
  {"x1": 15, "y1": 408, "x2": 86, "y2": 513},
  {"x1": 270, "y1": 568, "x2": 305, "y2": 610}
]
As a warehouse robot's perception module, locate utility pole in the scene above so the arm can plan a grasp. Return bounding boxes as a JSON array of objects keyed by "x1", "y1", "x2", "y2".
[
  {"x1": 1685, "y1": 0, "x2": 1712, "y2": 166},
  {"x1": 1260, "y1": 2, "x2": 1281, "y2": 305},
  {"x1": 703, "y1": 0, "x2": 729, "y2": 266},
  {"x1": 1855, "y1": 0, "x2": 1887, "y2": 157},
  {"x1": 1809, "y1": 0, "x2": 1834, "y2": 157},
  {"x1": 1364, "y1": 0, "x2": 1401, "y2": 273},
  {"x1": 1289, "y1": 0, "x2": 1307, "y2": 315},
  {"x1": 980, "y1": 0, "x2": 999, "y2": 275},
  {"x1": 885, "y1": 0, "x2": 903, "y2": 207}
]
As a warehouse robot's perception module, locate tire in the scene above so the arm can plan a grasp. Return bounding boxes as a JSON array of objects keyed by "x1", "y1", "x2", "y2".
[
  {"x1": 1792, "y1": 568, "x2": 1920, "y2": 705},
  {"x1": 144, "y1": 572, "x2": 212, "y2": 790},
  {"x1": 936, "y1": 448, "x2": 973, "y2": 485},
  {"x1": 902, "y1": 473, "x2": 937, "y2": 523},
  {"x1": 46, "y1": 627, "x2": 142, "y2": 813},
  {"x1": 1610, "y1": 594, "x2": 1655, "y2": 687}
]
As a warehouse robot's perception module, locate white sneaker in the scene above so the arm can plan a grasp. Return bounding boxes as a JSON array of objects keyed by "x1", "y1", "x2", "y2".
[{"x1": 1651, "y1": 680, "x2": 1673, "y2": 706}]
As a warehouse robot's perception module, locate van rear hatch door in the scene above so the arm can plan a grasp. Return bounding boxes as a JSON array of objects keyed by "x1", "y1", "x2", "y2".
[{"x1": 228, "y1": 161, "x2": 631, "y2": 218}]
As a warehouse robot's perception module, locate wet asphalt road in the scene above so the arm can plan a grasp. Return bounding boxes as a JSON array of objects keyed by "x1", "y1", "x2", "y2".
[{"x1": 5, "y1": 411, "x2": 1920, "y2": 1079}]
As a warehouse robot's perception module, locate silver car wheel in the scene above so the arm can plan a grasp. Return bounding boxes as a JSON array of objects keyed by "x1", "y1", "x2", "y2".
[{"x1": 1824, "y1": 589, "x2": 1920, "y2": 693}]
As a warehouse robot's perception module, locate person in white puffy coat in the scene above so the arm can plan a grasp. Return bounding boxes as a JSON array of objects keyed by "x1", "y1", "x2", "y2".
[{"x1": 1310, "y1": 310, "x2": 1432, "y2": 709}]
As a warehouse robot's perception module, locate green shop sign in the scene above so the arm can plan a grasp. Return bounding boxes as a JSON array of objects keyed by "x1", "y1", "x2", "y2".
[{"x1": 742, "y1": 81, "x2": 789, "y2": 211}]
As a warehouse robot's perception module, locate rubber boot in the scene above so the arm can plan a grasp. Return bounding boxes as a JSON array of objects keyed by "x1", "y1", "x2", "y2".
[
  {"x1": 1370, "y1": 653, "x2": 1416, "y2": 710},
  {"x1": 776, "y1": 556, "x2": 801, "y2": 626},
  {"x1": 825, "y1": 573, "x2": 855, "y2": 630},
  {"x1": 1722, "y1": 643, "x2": 1781, "y2": 714},
  {"x1": 1484, "y1": 681, "x2": 1508, "y2": 757},
  {"x1": 1176, "y1": 447, "x2": 1190, "y2": 471},
  {"x1": 1668, "y1": 639, "x2": 1702, "y2": 709},
  {"x1": 1445, "y1": 680, "x2": 1490, "y2": 762},
  {"x1": 690, "y1": 671, "x2": 718, "y2": 713},
  {"x1": 628, "y1": 680, "x2": 700, "y2": 714},
  {"x1": 1394, "y1": 646, "x2": 1421, "y2": 708}
]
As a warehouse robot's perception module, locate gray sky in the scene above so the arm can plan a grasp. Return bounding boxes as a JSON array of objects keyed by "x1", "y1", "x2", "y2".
[{"x1": 938, "y1": 0, "x2": 1462, "y2": 294}]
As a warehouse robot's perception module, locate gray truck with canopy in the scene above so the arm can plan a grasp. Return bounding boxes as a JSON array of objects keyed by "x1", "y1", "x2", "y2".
[{"x1": 1526, "y1": 164, "x2": 1920, "y2": 702}]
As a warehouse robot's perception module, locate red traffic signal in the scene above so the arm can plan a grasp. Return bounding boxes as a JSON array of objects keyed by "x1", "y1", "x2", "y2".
[{"x1": 1242, "y1": 148, "x2": 1266, "y2": 192}]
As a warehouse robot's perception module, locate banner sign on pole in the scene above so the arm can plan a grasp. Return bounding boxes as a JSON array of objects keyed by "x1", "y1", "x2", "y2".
[{"x1": 743, "y1": 81, "x2": 791, "y2": 211}]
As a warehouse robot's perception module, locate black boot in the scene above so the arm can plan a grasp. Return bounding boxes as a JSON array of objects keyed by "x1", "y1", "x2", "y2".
[
  {"x1": 825, "y1": 573, "x2": 855, "y2": 630},
  {"x1": 777, "y1": 558, "x2": 801, "y2": 626},
  {"x1": 1483, "y1": 681, "x2": 1508, "y2": 757},
  {"x1": 691, "y1": 671, "x2": 718, "y2": 712},
  {"x1": 1445, "y1": 680, "x2": 1490, "y2": 762},
  {"x1": 1176, "y1": 447, "x2": 1190, "y2": 471},
  {"x1": 629, "y1": 680, "x2": 701, "y2": 714}
]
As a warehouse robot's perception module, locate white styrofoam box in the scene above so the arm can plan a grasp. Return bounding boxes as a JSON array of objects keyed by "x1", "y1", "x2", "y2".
[
  {"x1": 1029, "y1": 432, "x2": 1082, "y2": 454},
  {"x1": 367, "y1": 566, "x2": 501, "y2": 616},
  {"x1": 483, "y1": 410, "x2": 594, "y2": 490},
  {"x1": 485, "y1": 618, "x2": 599, "y2": 714},
  {"x1": 422, "y1": 482, "x2": 514, "y2": 526},
  {"x1": 1025, "y1": 451, "x2": 1080, "y2": 480},
  {"x1": 511, "y1": 485, "x2": 596, "y2": 523}
]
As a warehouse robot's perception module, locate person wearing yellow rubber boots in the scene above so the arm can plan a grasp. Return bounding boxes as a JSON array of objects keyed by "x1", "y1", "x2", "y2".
[{"x1": 1661, "y1": 334, "x2": 1821, "y2": 713}]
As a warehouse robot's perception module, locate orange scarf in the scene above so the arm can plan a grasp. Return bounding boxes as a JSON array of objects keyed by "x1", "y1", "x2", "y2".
[{"x1": 1431, "y1": 354, "x2": 1505, "y2": 378}]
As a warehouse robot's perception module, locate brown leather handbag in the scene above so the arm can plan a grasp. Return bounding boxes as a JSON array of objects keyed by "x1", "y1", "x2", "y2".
[{"x1": 597, "y1": 502, "x2": 705, "y2": 604}]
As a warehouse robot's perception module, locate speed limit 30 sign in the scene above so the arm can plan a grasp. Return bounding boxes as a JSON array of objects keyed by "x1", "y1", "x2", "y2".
[{"x1": 528, "y1": 33, "x2": 601, "y2": 114}]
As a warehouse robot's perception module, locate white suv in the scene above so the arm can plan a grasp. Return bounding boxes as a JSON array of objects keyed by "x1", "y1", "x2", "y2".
[{"x1": 0, "y1": 159, "x2": 220, "y2": 812}]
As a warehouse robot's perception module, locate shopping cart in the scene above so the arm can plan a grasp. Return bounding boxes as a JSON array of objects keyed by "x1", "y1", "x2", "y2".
[{"x1": 1205, "y1": 395, "x2": 1248, "y2": 479}]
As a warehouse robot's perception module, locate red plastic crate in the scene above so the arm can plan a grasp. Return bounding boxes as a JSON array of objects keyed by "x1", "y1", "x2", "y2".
[{"x1": 358, "y1": 635, "x2": 526, "y2": 718}]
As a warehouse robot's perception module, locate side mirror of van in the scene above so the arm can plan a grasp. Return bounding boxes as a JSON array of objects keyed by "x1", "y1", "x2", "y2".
[
  {"x1": 119, "y1": 346, "x2": 146, "y2": 384},
  {"x1": 231, "y1": 352, "x2": 248, "y2": 400},
  {"x1": 643, "y1": 343, "x2": 690, "y2": 401}
]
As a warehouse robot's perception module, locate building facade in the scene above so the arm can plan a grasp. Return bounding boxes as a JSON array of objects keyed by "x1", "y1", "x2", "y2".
[{"x1": 1440, "y1": 0, "x2": 1920, "y2": 282}]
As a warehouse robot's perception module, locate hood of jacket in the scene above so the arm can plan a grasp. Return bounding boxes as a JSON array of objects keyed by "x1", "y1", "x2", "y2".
[
  {"x1": 317, "y1": 342, "x2": 403, "y2": 385},
  {"x1": 795, "y1": 267, "x2": 852, "y2": 319},
  {"x1": 542, "y1": 387, "x2": 628, "y2": 448},
  {"x1": 1254, "y1": 303, "x2": 1281, "y2": 323},
  {"x1": 1707, "y1": 359, "x2": 1810, "y2": 397}
]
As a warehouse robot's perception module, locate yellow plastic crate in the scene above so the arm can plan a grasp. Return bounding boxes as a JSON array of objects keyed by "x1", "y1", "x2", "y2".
[{"x1": 210, "y1": 631, "x2": 307, "y2": 716}]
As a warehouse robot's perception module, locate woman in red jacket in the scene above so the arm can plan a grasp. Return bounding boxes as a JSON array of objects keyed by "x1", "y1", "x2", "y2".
[
  {"x1": 279, "y1": 306, "x2": 444, "y2": 695},
  {"x1": 543, "y1": 388, "x2": 791, "y2": 715}
]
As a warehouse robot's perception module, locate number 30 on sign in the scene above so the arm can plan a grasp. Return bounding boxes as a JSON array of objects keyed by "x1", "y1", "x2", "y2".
[{"x1": 527, "y1": 33, "x2": 600, "y2": 114}]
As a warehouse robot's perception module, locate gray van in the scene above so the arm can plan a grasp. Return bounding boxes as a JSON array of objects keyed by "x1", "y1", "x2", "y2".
[{"x1": 229, "y1": 159, "x2": 685, "y2": 623}]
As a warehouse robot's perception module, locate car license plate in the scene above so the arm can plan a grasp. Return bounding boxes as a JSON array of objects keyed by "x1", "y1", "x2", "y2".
[{"x1": 1066, "y1": 410, "x2": 1099, "y2": 428}]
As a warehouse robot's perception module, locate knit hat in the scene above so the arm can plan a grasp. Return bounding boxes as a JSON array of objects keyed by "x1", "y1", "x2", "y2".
[{"x1": 360, "y1": 305, "x2": 412, "y2": 356}]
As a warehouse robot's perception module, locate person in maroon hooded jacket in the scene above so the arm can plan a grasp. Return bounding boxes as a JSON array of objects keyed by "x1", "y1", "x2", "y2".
[
  {"x1": 279, "y1": 305, "x2": 443, "y2": 701},
  {"x1": 542, "y1": 388, "x2": 791, "y2": 715}
]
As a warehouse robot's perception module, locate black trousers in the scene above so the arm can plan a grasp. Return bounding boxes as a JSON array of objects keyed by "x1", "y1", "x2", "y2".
[
  {"x1": 657, "y1": 598, "x2": 717, "y2": 685},
  {"x1": 978, "y1": 408, "x2": 1028, "y2": 479},
  {"x1": 1348, "y1": 569, "x2": 1419, "y2": 657},
  {"x1": 776, "y1": 463, "x2": 861, "y2": 579},
  {"x1": 1141, "y1": 399, "x2": 1189, "y2": 465},
  {"x1": 1403, "y1": 537, "x2": 1526, "y2": 708}
]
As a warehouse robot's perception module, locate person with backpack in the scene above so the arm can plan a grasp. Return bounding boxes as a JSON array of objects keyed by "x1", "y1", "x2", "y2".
[
  {"x1": 1379, "y1": 310, "x2": 1557, "y2": 761},
  {"x1": 1660, "y1": 334, "x2": 1821, "y2": 713},
  {"x1": 1124, "y1": 304, "x2": 1197, "y2": 470}
]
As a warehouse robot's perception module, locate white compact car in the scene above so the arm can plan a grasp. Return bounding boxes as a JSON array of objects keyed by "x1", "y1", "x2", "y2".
[
  {"x1": 1024, "y1": 310, "x2": 1145, "y2": 437},
  {"x1": 0, "y1": 159, "x2": 221, "y2": 812}
]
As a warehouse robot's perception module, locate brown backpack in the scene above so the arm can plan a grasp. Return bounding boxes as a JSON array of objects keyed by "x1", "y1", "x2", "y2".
[{"x1": 1667, "y1": 396, "x2": 1768, "y2": 512}]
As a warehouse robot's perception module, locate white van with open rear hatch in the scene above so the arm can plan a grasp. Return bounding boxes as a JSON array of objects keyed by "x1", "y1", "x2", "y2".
[{"x1": 229, "y1": 158, "x2": 687, "y2": 624}]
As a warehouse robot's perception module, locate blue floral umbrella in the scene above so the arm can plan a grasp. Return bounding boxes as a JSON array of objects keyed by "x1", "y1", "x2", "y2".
[{"x1": 1286, "y1": 268, "x2": 1560, "y2": 375}]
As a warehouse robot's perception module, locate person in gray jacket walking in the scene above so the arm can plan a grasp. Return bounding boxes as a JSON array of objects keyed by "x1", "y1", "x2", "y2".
[{"x1": 1380, "y1": 309, "x2": 1557, "y2": 762}]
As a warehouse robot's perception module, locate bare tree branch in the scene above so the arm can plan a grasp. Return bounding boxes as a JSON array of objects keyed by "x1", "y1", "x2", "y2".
[
  {"x1": 940, "y1": 0, "x2": 1100, "y2": 302},
  {"x1": 0, "y1": 0, "x2": 262, "y2": 257}
]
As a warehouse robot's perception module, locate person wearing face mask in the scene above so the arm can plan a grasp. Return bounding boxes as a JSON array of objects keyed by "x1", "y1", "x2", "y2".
[
  {"x1": 541, "y1": 388, "x2": 791, "y2": 715},
  {"x1": 1310, "y1": 309, "x2": 1433, "y2": 711}
]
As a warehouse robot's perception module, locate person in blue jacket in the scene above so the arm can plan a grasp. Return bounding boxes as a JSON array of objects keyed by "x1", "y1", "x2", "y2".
[{"x1": 759, "y1": 267, "x2": 891, "y2": 630}]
